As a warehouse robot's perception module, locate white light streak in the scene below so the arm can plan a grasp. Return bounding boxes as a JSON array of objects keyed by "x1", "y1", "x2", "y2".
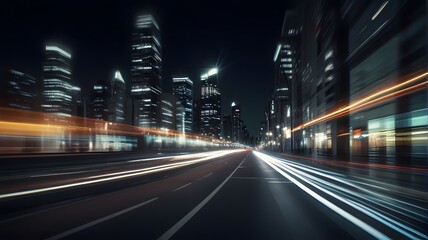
[
  {"x1": 254, "y1": 151, "x2": 390, "y2": 239},
  {"x1": 372, "y1": 1, "x2": 389, "y2": 20}
]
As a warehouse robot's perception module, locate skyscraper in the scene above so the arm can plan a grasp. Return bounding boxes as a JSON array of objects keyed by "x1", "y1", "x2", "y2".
[
  {"x1": 158, "y1": 93, "x2": 178, "y2": 130},
  {"x1": 131, "y1": 14, "x2": 162, "y2": 128},
  {"x1": 200, "y1": 68, "x2": 222, "y2": 139},
  {"x1": 231, "y1": 102, "x2": 241, "y2": 142},
  {"x1": 91, "y1": 70, "x2": 126, "y2": 123},
  {"x1": 42, "y1": 44, "x2": 75, "y2": 124},
  {"x1": 273, "y1": 11, "x2": 300, "y2": 152},
  {"x1": 172, "y1": 76, "x2": 193, "y2": 133},
  {"x1": 0, "y1": 69, "x2": 38, "y2": 111}
]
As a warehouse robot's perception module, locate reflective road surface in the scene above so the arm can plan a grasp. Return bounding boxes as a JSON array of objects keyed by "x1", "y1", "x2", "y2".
[{"x1": 0, "y1": 150, "x2": 426, "y2": 239}]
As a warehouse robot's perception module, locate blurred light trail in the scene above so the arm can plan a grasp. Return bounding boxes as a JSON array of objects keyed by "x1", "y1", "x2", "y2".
[
  {"x1": 279, "y1": 153, "x2": 428, "y2": 173},
  {"x1": 0, "y1": 149, "x2": 244, "y2": 200},
  {"x1": 292, "y1": 72, "x2": 428, "y2": 132},
  {"x1": 254, "y1": 151, "x2": 427, "y2": 239},
  {"x1": 0, "y1": 106, "x2": 238, "y2": 154},
  {"x1": 253, "y1": 151, "x2": 389, "y2": 239}
]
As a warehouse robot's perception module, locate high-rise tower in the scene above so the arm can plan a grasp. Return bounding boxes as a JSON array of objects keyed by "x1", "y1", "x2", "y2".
[
  {"x1": 91, "y1": 70, "x2": 126, "y2": 123},
  {"x1": 200, "y1": 68, "x2": 222, "y2": 139},
  {"x1": 172, "y1": 76, "x2": 193, "y2": 133},
  {"x1": 131, "y1": 14, "x2": 162, "y2": 128},
  {"x1": 42, "y1": 44, "x2": 74, "y2": 124}
]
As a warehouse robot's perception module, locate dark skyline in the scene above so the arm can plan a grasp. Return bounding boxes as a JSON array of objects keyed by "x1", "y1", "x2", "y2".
[{"x1": 0, "y1": 0, "x2": 295, "y2": 136}]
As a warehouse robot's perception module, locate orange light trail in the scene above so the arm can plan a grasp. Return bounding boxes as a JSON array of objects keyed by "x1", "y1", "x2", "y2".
[
  {"x1": 279, "y1": 153, "x2": 428, "y2": 173},
  {"x1": 292, "y1": 72, "x2": 428, "y2": 132}
]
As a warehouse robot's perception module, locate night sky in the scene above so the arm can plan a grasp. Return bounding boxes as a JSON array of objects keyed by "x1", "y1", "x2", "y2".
[{"x1": 0, "y1": 0, "x2": 295, "y2": 136}]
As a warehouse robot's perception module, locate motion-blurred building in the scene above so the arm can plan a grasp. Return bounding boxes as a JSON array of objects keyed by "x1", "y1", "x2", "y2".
[
  {"x1": 91, "y1": 70, "x2": 126, "y2": 123},
  {"x1": 342, "y1": 0, "x2": 427, "y2": 162},
  {"x1": 131, "y1": 14, "x2": 162, "y2": 128},
  {"x1": 273, "y1": 10, "x2": 301, "y2": 153},
  {"x1": 0, "y1": 69, "x2": 38, "y2": 111},
  {"x1": 172, "y1": 76, "x2": 193, "y2": 133},
  {"x1": 270, "y1": 0, "x2": 427, "y2": 164},
  {"x1": 42, "y1": 44, "x2": 79, "y2": 124},
  {"x1": 200, "y1": 68, "x2": 222, "y2": 139},
  {"x1": 158, "y1": 93, "x2": 182, "y2": 131}
]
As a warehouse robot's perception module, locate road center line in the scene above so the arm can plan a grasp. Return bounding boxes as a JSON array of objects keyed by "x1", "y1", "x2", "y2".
[
  {"x1": 173, "y1": 182, "x2": 192, "y2": 192},
  {"x1": 46, "y1": 197, "x2": 158, "y2": 240},
  {"x1": 158, "y1": 158, "x2": 245, "y2": 240}
]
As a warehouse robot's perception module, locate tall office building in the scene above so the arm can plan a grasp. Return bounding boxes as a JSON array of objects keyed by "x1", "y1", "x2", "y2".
[
  {"x1": 200, "y1": 68, "x2": 222, "y2": 139},
  {"x1": 0, "y1": 69, "x2": 38, "y2": 111},
  {"x1": 131, "y1": 14, "x2": 162, "y2": 128},
  {"x1": 172, "y1": 76, "x2": 193, "y2": 133},
  {"x1": 158, "y1": 93, "x2": 178, "y2": 130},
  {"x1": 91, "y1": 70, "x2": 126, "y2": 123},
  {"x1": 42, "y1": 44, "x2": 75, "y2": 124},
  {"x1": 273, "y1": 11, "x2": 301, "y2": 152},
  {"x1": 231, "y1": 102, "x2": 241, "y2": 142}
]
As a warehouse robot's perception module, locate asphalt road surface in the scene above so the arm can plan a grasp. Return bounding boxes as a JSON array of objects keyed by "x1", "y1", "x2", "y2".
[{"x1": 0, "y1": 150, "x2": 426, "y2": 239}]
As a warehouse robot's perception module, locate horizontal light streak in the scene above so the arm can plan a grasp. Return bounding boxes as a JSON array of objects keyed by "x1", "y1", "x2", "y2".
[
  {"x1": 273, "y1": 159, "x2": 427, "y2": 224},
  {"x1": 255, "y1": 151, "x2": 426, "y2": 239},
  {"x1": 279, "y1": 152, "x2": 428, "y2": 173},
  {"x1": 293, "y1": 72, "x2": 428, "y2": 132},
  {"x1": 253, "y1": 151, "x2": 389, "y2": 239},
  {"x1": 0, "y1": 150, "x2": 244, "y2": 199}
]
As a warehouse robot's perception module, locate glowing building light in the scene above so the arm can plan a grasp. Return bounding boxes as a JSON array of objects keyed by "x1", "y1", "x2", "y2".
[
  {"x1": 273, "y1": 44, "x2": 281, "y2": 62},
  {"x1": 46, "y1": 46, "x2": 71, "y2": 58},
  {"x1": 114, "y1": 70, "x2": 125, "y2": 83},
  {"x1": 208, "y1": 68, "x2": 218, "y2": 76}
]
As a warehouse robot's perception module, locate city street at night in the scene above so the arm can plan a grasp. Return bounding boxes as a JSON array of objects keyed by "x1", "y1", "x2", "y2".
[
  {"x1": 0, "y1": 150, "x2": 426, "y2": 239},
  {"x1": 0, "y1": 0, "x2": 427, "y2": 239}
]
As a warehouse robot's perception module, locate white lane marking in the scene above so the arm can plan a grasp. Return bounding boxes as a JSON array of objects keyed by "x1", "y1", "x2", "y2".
[
  {"x1": 46, "y1": 197, "x2": 158, "y2": 240},
  {"x1": 173, "y1": 182, "x2": 192, "y2": 192},
  {"x1": 196, "y1": 172, "x2": 213, "y2": 181},
  {"x1": 0, "y1": 163, "x2": 191, "y2": 199},
  {"x1": 0, "y1": 150, "x2": 246, "y2": 200},
  {"x1": 158, "y1": 159, "x2": 245, "y2": 240},
  {"x1": 253, "y1": 151, "x2": 390, "y2": 240}
]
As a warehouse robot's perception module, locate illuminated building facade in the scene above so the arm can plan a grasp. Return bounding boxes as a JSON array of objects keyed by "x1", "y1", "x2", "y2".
[
  {"x1": 273, "y1": 0, "x2": 428, "y2": 163},
  {"x1": 131, "y1": 14, "x2": 162, "y2": 128},
  {"x1": 273, "y1": 10, "x2": 301, "y2": 153},
  {"x1": 200, "y1": 68, "x2": 222, "y2": 139},
  {"x1": 0, "y1": 69, "x2": 38, "y2": 111},
  {"x1": 158, "y1": 93, "x2": 177, "y2": 130},
  {"x1": 172, "y1": 76, "x2": 193, "y2": 133},
  {"x1": 91, "y1": 70, "x2": 126, "y2": 123},
  {"x1": 343, "y1": 0, "x2": 427, "y2": 162},
  {"x1": 42, "y1": 44, "x2": 76, "y2": 124}
]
